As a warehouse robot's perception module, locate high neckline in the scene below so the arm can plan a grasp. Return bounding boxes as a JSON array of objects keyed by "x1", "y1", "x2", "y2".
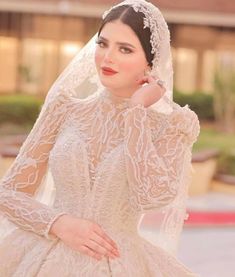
[{"x1": 100, "y1": 89, "x2": 130, "y2": 108}]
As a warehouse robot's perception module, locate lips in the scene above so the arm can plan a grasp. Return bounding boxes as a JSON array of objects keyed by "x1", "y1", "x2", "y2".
[{"x1": 101, "y1": 66, "x2": 118, "y2": 74}]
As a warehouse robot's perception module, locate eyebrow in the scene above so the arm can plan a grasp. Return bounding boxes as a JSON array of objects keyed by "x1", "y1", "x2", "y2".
[{"x1": 98, "y1": 36, "x2": 136, "y2": 49}]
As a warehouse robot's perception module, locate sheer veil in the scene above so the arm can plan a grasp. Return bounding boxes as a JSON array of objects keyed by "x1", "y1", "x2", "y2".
[{"x1": 0, "y1": 0, "x2": 193, "y2": 255}]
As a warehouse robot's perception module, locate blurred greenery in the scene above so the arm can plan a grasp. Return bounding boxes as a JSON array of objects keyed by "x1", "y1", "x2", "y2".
[
  {"x1": 193, "y1": 127, "x2": 235, "y2": 152},
  {"x1": 193, "y1": 127, "x2": 235, "y2": 176},
  {"x1": 0, "y1": 89, "x2": 216, "y2": 125},
  {"x1": 219, "y1": 151, "x2": 235, "y2": 176},
  {"x1": 0, "y1": 94, "x2": 43, "y2": 125},
  {"x1": 173, "y1": 89, "x2": 214, "y2": 121},
  {"x1": 213, "y1": 68, "x2": 235, "y2": 133},
  {"x1": 174, "y1": 89, "x2": 235, "y2": 175}
]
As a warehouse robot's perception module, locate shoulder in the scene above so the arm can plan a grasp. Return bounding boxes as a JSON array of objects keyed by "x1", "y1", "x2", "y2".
[
  {"x1": 61, "y1": 91, "x2": 99, "y2": 114},
  {"x1": 45, "y1": 87, "x2": 99, "y2": 109},
  {"x1": 148, "y1": 102, "x2": 200, "y2": 144}
]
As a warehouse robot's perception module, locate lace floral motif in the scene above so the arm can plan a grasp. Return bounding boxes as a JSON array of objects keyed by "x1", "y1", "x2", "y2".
[
  {"x1": 0, "y1": 0, "x2": 200, "y2": 274},
  {"x1": 0, "y1": 93, "x2": 70, "y2": 240},
  {"x1": 122, "y1": 100, "x2": 200, "y2": 212},
  {"x1": 0, "y1": 90, "x2": 200, "y2": 276}
]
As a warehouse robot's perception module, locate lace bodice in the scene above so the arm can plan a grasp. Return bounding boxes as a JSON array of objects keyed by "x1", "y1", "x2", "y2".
[{"x1": 0, "y1": 89, "x2": 200, "y2": 242}]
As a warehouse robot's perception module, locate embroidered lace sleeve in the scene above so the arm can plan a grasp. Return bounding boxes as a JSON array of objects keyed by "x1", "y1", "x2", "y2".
[
  {"x1": 0, "y1": 93, "x2": 71, "y2": 240},
  {"x1": 123, "y1": 102, "x2": 200, "y2": 213}
]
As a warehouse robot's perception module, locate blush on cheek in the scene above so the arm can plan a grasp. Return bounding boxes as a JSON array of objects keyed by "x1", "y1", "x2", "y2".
[
  {"x1": 95, "y1": 51, "x2": 103, "y2": 68},
  {"x1": 121, "y1": 58, "x2": 141, "y2": 73},
  {"x1": 120, "y1": 61, "x2": 144, "y2": 81}
]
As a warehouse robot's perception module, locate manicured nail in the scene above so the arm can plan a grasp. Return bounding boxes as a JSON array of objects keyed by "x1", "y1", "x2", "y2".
[{"x1": 114, "y1": 250, "x2": 120, "y2": 256}]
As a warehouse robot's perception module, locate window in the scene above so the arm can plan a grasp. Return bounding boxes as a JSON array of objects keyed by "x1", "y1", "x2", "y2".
[
  {"x1": 174, "y1": 48, "x2": 198, "y2": 93},
  {"x1": 0, "y1": 37, "x2": 18, "y2": 92}
]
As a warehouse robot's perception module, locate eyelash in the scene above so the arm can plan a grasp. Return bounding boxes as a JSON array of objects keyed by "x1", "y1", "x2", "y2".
[{"x1": 95, "y1": 40, "x2": 133, "y2": 54}]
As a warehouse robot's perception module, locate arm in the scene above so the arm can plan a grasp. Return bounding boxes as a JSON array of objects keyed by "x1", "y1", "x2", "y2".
[
  {"x1": 123, "y1": 102, "x2": 200, "y2": 213},
  {"x1": 0, "y1": 93, "x2": 70, "y2": 240}
]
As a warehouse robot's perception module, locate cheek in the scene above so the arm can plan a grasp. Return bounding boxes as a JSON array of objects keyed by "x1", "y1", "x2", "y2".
[
  {"x1": 119, "y1": 55, "x2": 146, "y2": 77},
  {"x1": 95, "y1": 49, "x2": 103, "y2": 68}
]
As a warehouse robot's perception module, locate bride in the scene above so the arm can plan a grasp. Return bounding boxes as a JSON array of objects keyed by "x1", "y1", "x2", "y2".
[{"x1": 0, "y1": 0, "x2": 200, "y2": 276}]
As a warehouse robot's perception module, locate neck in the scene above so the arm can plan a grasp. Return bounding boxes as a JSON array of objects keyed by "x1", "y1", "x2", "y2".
[
  {"x1": 101, "y1": 83, "x2": 141, "y2": 100},
  {"x1": 101, "y1": 88, "x2": 131, "y2": 107}
]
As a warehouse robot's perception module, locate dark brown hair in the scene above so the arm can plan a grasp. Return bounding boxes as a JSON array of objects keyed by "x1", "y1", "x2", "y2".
[{"x1": 98, "y1": 5, "x2": 154, "y2": 68}]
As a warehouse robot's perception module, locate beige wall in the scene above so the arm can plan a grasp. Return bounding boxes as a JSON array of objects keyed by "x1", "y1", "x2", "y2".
[
  {"x1": 0, "y1": 12, "x2": 234, "y2": 95},
  {"x1": 0, "y1": 37, "x2": 18, "y2": 92},
  {"x1": 172, "y1": 25, "x2": 235, "y2": 93},
  {"x1": 0, "y1": 13, "x2": 100, "y2": 95}
]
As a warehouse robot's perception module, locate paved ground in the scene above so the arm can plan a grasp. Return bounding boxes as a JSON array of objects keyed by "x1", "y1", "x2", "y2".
[
  {"x1": 141, "y1": 227, "x2": 235, "y2": 277},
  {"x1": 141, "y1": 192, "x2": 235, "y2": 277},
  {"x1": 179, "y1": 227, "x2": 235, "y2": 277}
]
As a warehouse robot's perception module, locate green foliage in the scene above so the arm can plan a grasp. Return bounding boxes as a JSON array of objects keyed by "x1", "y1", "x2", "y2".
[
  {"x1": 193, "y1": 127, "x2": 235, "y2": 153},
  {"x1": 193, "y1": 127, "x2": 235, "y2": 176},
  {"x1": 0, "y1": 95, "x2": 43, "y2": 125},
  {"x1": 173, "y1": 89, "x2": 214, "y2": 120},
  {"x1": 218, "y1": 150, "x2": 235, "y2": 176},
  {"x1": 213, "y1": 68, "x2": 235, "y2": 133}
]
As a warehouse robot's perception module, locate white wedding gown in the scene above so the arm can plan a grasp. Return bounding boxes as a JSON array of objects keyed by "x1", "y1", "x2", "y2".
[{"x1": 0, "y1": 89, "x2": 200, "y2": 276}]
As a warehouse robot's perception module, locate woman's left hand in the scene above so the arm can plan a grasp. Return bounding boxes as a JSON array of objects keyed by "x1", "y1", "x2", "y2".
[{"x1": 129, "y1": 75, "x2": 166, "y2": 108}]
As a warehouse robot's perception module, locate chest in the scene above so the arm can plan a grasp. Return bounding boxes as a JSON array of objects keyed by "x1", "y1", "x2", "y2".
[
  {"x1": 53, "y1": 111, "x2": 125, "y2": 170},
  {"x1": 51, "y1": 105, "x2": 161, "y2": 171}
]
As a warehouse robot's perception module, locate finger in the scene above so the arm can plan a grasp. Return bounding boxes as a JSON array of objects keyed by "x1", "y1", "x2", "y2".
[
  {"x1": 91, "y1": 233, "x2": 119, "y2": 255},
  {"x1": 94, "y1": 229, "x2": 118, "y2": 252},
  {"x1": 137, "y1": 77, "x2": 147, "y2": 85},
  {"x1": 138, "y1": 75, "x2": 156, "y2": 85},
  {"x1": 93, "y1": 227, "x2": 118, "y2": 250},
  {"x1": 147, "y1": 75, "x2": 157, "y2": 83},
  {"x1": 80, "y1": 245, "x2": 102, "y2": 261},
  {"x1": 86, "y1": 238, "x2": 117, "y2": 258}
]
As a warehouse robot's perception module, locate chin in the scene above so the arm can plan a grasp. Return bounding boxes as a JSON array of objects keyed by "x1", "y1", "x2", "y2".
[
  {"x1": 99, "y1": 75, "x2": 134, "y2": 90},
  {"x1": 100, "y1": 79, "x2": 120, "y2": 90}
]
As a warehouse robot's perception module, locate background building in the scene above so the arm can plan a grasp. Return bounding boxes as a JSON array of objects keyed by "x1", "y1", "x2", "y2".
[{"x1": 0, "y1": 0, "x2": 234, "y2": 95}]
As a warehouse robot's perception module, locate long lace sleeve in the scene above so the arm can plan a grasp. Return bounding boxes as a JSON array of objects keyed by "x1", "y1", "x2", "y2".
[
  {"x1": 0, "y1": 93, "x2": 70, "y2": 240},
  {"x1": 123, "y1": 102, "x2": 200, "y2": 213}
]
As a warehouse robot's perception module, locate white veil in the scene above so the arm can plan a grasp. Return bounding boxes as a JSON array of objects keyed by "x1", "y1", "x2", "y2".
[{"x1": 0, "y1": 0, "x2": 192, "y2": 256}]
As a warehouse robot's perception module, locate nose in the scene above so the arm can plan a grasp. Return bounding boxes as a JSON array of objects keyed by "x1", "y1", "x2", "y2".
[{"x1": 103, "y1": 47, "x2": 115, "y2": 64}]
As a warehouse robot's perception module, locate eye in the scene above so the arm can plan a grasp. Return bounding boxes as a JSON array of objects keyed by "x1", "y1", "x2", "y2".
[
  {"x1": 120, "y1": 47, "x2": 132, "y2": 54},
  {"x1": 95, "y1": 39, "x2": 106, "y2": 48}
]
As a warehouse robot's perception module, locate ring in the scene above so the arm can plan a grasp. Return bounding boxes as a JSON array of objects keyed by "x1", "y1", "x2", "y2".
[{"x1": 156, "y1": 79, "x2": 165, "y2": 88}]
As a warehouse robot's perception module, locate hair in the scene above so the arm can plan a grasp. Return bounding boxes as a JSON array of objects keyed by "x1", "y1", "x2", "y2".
[{"x1": 98, "y1": 5, "x2": 154, "y2": 68}]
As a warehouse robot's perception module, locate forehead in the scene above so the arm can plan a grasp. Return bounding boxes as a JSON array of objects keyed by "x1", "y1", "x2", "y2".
[{"x1": 99, "y1": 20, "x2": 142, "y2": 47}]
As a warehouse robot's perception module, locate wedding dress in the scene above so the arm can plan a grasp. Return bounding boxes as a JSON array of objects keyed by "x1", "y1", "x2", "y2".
[
  {"x1": 0, "y1": 0, "x2": 201, "y2": 276},
  {"x1": 0, "y1": 88, "x2": 200, "y2": 276}
]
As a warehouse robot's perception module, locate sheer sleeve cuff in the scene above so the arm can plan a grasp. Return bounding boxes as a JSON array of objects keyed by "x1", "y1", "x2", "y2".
[{"x1": 44, "y1": 211, "x2": 68, "y2": 241}]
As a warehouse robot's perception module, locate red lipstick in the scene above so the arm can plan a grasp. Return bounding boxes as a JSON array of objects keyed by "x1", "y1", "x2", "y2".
[{"x1": 101, "y1": 66, "x2": 118, "y2": 76}]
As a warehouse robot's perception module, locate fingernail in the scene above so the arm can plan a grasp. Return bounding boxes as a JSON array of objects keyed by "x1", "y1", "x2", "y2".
[{"x1": 114, "y1": 250, "x2": 120, "y2": 256}]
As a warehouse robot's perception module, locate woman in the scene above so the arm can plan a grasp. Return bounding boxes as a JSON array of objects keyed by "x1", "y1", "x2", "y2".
[{"x1": 0, "y1": 0, "x2": 200, "y2": 276}]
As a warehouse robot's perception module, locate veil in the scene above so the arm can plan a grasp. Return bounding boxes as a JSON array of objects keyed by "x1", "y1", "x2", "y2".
[{"x1": 0, "y1": 0, "x2": 192, "y2": 256}]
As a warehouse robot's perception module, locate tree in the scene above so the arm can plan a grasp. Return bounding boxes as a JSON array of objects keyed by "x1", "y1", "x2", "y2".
[{"x1": 213, "y1": 56, "x2": 235, "y2": 134}]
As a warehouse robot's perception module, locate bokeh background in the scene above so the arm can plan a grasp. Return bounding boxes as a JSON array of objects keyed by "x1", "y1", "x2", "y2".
[{"x1": 0, "y1": 1, "x2": 235, "y2": 276}]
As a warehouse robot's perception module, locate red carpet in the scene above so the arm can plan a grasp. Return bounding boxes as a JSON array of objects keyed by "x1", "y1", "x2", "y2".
[{"x1": 185, "y1": 211, "x2": 235, "y2": 226}]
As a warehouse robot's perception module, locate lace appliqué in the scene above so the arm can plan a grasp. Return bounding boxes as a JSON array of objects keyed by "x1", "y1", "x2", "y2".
[{"x1": 102, "y1": 0, "x2": 170, "y2": 71}]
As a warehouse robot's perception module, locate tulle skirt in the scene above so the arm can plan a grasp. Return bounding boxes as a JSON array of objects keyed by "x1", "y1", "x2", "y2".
[{"x1": 0, "y1": 226, "x2": 199, "y2": 277}]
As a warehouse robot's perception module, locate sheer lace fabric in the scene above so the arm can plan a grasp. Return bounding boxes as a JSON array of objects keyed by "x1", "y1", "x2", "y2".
[
  {"x1": 0, "y1": 89, "x2": 200, "y2": 276},
  {"x1": 0, "y1": 93, "x2": 70, "y2": 239}
]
